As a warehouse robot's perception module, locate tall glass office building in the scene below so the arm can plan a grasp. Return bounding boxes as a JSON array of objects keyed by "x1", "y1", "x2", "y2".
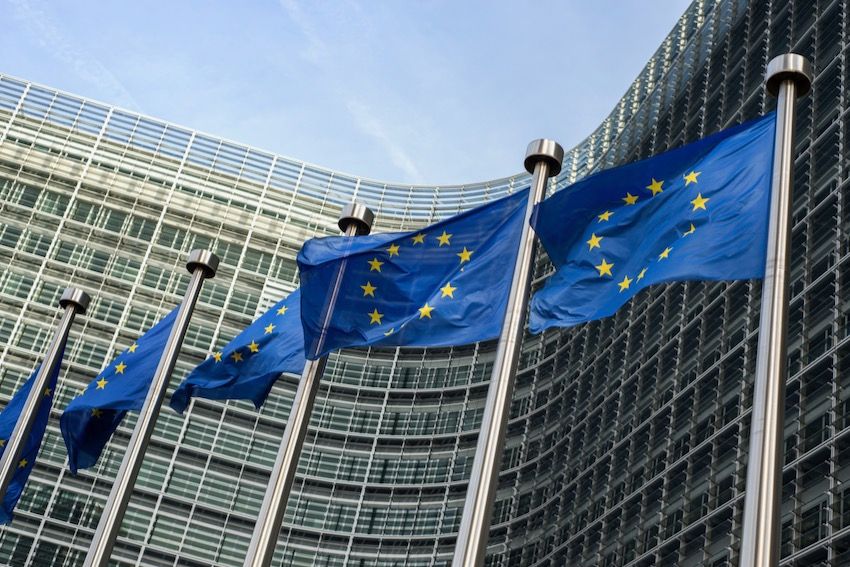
[{"x1": 0, "y1": 0, "x2": 845, "y2": 565}]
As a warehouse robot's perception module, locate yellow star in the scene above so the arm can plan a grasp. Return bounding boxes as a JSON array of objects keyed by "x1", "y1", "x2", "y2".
[
  {"x1": 231, "y1": 351, "x2": 243, "y2": 362},
  {"x1": 418, "y1": 303, "x2": 434, "y2": 319},
  {"x1": 387, "y1": 243, "x2": 400, "y2": 257},
  {"x1": 623, "y1": 193, "x2": 638, "y2": 205},
  {"x1": 368, "y1": 257, "x2": 384, "y2": 272},
  {"x1": 384, "y1": 328, "x2": 395, "y2": 336},
  {"x1": 595, "y1": 259, "x2": 614, "y2": 277},
  {"x1": 248, "y1": 340, "x2": 260, "y2": 353},
  {"x1": 440, "y1": 282, "x2": 457, "y2": 298},
  {"x1": 361, "y1": 281, "x2": 377, "y2": 297},
  {"x1": 412, "y1": 233, "x2": 425, "y2": 245},
  {"x1": 96, "y1": 378, "x2": 108, "y2": 390},
  {"x1": 212, "y1": 352, "x2": 222, "y2": 362},
  {"x1": 0, "y1": 439, "x2": 5, "y2": 448},
  {"x1": 43, "y1": 387, "x2": 52, "y2": 397},
  {"x1": 457, "y1": 247, "x2": 473, "y2": 263},
  {"x1": 277, "y1": 305, "x2": 289, "y2": 316},
  {"x1": 91, "y1": 408, "x2": 103, "y2": 418},
  {"x1": 18, "y1": 459, "x2": 27, "y2": 469},
  {"x1": 264, "y1": 323, "x2": 275, "y2": 334},
  {"x1": 684, "y1": 170, "x2": 701, "y2": 185},
  {"x1": 637, "y1": 267, "x2": 647, "y2": 280},
  {"x1": 683, "y1": 223, "x2": 696, "y2": 236},
  {"x1": 658, "y1": 247, "x2": 672, "y2": 260},
  {"x1": 115, "y1": 362, "x2": 126, "y2": 374},
  {"x1": 598, "y1": 210, "x2": 614, "y2": 222},
  {"x1": 586, "y1": 233, "x2": 603, "y2": 250},
  {"x1": 368, "y1": 309, "x2": 384, "y2": 325},
  {"x1": 437, "y1": 231, "x2": 452, "y2": 246},
  {"x1": 690, "y1": 194, "x2": 709, "y2": 211},
  {"x1": 646, "y1": 178, "x2": 664, "y2": 195},
  {"x1": 618, "y1": 275, "x2": 633, "y2": 292},
  {"x1": 127, "y1": 343, "x2": 138, "y2": 353}
]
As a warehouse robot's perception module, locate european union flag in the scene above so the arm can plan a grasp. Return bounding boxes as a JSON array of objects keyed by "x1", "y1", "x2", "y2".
[
  {"x1": 170, "y1": 289, "x2": 305, "y2": 413},
  {"x1": 298, "y1": 189, "x2": 529, "y2": 359},
  {"x1": 529, "y1": 113, "x2": 776, "y2": 332},
  {"x1": 60, "y1": 309, "x2": 177, "y2": 474},
  {"x1": 0, "y1": 351, "x2": 64, "y2": 524}
]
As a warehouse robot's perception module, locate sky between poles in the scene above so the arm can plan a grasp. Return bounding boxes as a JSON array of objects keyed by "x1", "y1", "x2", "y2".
[{"x1": 2, "y1": 0, "x2": 693, "y2": 185}]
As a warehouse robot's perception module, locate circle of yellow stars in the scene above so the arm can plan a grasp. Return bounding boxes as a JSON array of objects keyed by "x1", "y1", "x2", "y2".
[
  {"x1": 585, "y1": 168, "x2": 706, "y2": 293},
  {"x1": 357, "y1": 226, "x2": 476, "y2": 334}
]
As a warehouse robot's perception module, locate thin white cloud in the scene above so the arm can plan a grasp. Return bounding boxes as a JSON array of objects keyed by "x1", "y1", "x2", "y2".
[
  {"x1": 278, "y1": 0, "x2": 327, "y2": 63},
  {"x1": 277, "y1": 1, "x2": 424, "y2": 183},
  {"x1": 346, "y1": 100, "x2": 424, "y2": 184},
  {"x1": 8, "y1": 0, "x2": 141, "y2": 111}
]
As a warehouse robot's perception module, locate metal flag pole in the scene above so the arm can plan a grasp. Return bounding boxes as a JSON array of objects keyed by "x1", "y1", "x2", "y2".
[
  {"x1": 739, "y1": 53, "x2": 812, "y2": 567},
  {"x1": 453, "y1": 139, "x2": 563, "y2": 567},
  {"x1": 0, "y1": 287, "x2": 90, "y2": 498},
  {"x1": 243, "y1": 202, "x2": 374, "y2": 567},
  {"x1": 84, "y1": 250, "x2": 218, "y2": 567}
]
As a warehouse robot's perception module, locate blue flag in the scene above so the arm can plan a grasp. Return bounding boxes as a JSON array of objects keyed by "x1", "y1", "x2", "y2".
[
  {"x1": 170, "y1": 289, "x2": 305, "y2": 413},
  {"x1": 297, "y1": 189, "x2": 529, "y2": 359},
  {"x1": 529, "y1": 113, "x2": 776, "y2": 332},
  {"x1": 60, "y1": 309, "x2": 176, "y2": 474},
  {"x1": 0, "y1": 350, "x2": 64, "y2": 524}
]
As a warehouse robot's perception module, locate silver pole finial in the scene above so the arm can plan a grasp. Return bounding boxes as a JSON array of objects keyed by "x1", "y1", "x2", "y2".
[
  {"x1": 186, "y1": 249, "x2": 220, "y2": 278},
  {"x1": 338, "y1": 202, "x2": 375, "y2": 235},
  {"x1": 59, "y1": 287, "x2": 91, "y2": 313},
  {"x1": 765, "y1": 53, "x2": 813, "y2": 98},
  {"x1": 524, "y1": 138, "x2": 564, "y2": 176}
]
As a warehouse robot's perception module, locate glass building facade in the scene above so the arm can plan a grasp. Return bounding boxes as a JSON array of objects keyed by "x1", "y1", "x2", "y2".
[{"x1": 0, "y1": 0, "x2": 846, "y2": 565}]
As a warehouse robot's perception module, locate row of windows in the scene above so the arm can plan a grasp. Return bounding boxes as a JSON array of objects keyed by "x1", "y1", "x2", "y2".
[
  {"x1": 1, "y1": 171, "x2": 299, "y2": 280},
  {"x1": 1, "y1": 76, "x2": 521, "y2": 225}
]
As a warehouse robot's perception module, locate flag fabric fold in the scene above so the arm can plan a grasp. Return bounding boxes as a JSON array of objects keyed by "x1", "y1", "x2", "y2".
[
  {"x1": 529, "y1": 113, "x2": 776, "y2": 332},
  {"x1": 0, "y1": 350, "x2": 64, "y2": 524},
  {"x1": 297, "y1": 189, "x2": 530, "y2": 359},
  {"x1": 60, "y1": 309, "x2": 176, "y2": 474},
  {"x1": 170, "y1": 289, "x2": 305, "y2": 413}
]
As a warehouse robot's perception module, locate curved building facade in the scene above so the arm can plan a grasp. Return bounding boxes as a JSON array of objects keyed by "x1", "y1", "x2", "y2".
[{"x1": 0, "y1": 0, "x2": 845, "y2": 565}]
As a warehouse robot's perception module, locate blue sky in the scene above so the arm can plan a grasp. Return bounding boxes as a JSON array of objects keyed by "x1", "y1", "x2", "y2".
[{"x1": 2, "y1": 0, "x2": 692, "y2": 185}]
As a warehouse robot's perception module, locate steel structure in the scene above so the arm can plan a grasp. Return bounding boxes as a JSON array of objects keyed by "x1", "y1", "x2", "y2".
[{"x1": 0, "y1": 0, "x2": 846, "y2": 565}]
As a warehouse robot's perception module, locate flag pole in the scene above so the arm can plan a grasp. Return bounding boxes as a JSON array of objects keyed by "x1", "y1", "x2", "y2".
[
  {"x1": 0, "y1": 287, "x2": 90, "y2": 498},
  {"x1": 739, "y1": 53, "x2": 812, "y2": 567},
  {"x1": 84, "y1": 250, "x2": 218, "y2": 567},
  {"x1": 453, "y1": 139, "x2": 563, "y2": 567},
  {"x1": 243, "y1": 202, "x2": 374, "y2": 567}
]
